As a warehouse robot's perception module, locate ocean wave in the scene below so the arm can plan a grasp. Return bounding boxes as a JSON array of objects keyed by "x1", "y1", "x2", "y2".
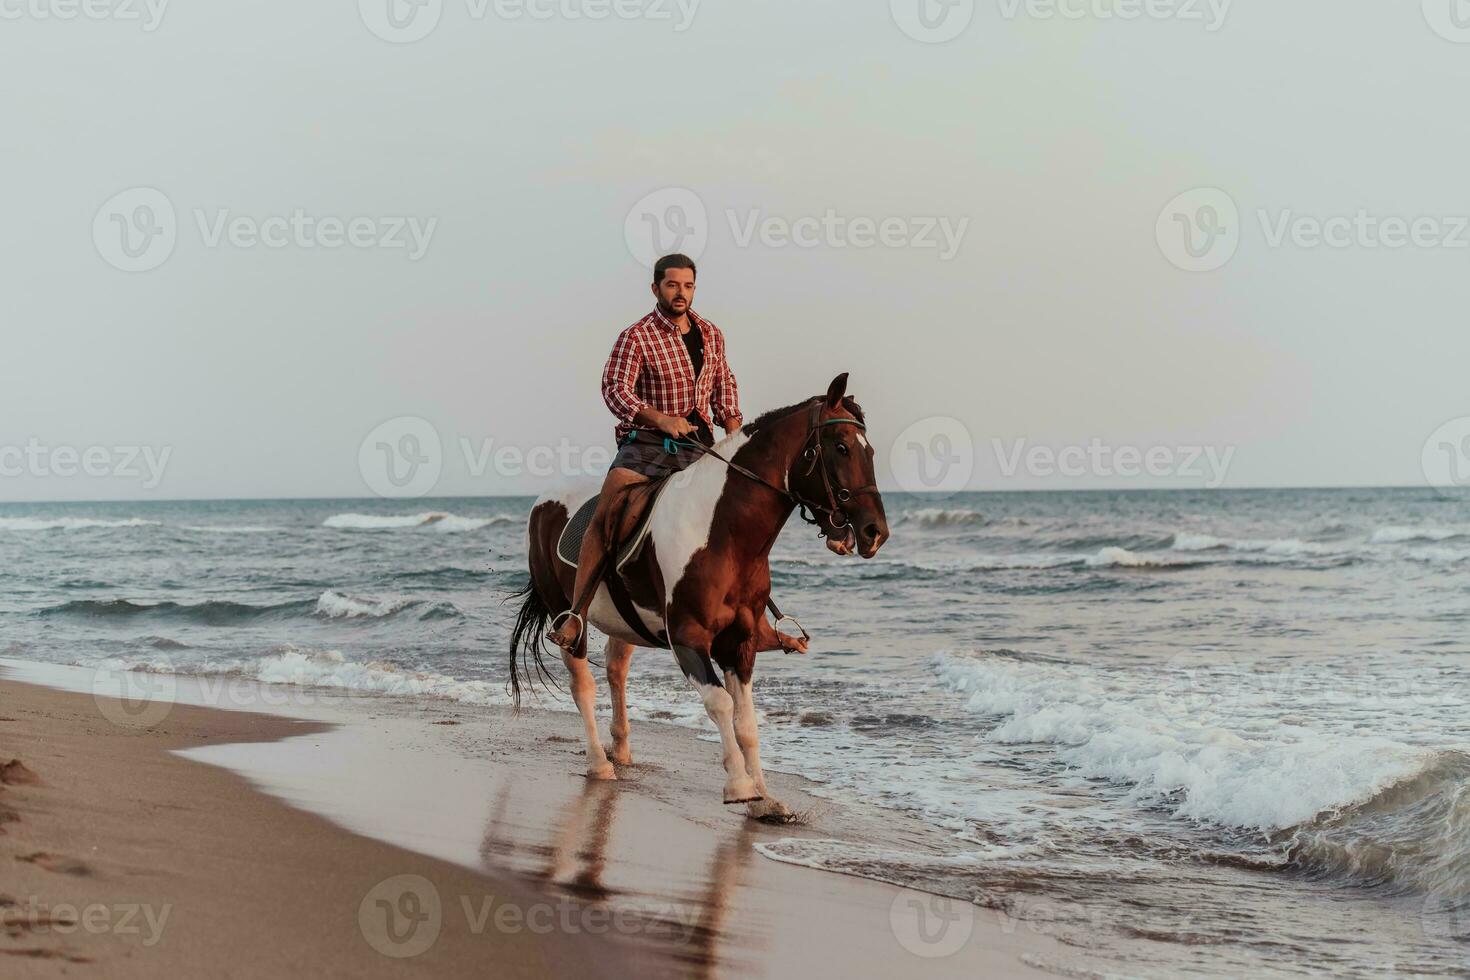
[
  {"x1": 1050, "y1": 533, "x2": 1178, "y2": 553},
  {"x1": 39, "y1": 597, "x2": 316, "y2": 625},
  {"x1": 933, "y1": 650, "x2": 1429, "y2": 833},
  {"x1": 1370, "y1": 526, "x2": 1467, "y2": 545},
  {"x1": 1285, "y1": 751, "x2": 1470, "y2": 899},
  {"x1": 322, "y1": 512, "x2": 511, "y2": 533},
  {"x1": 314, "y1": 590, "x2": 464, "y2": 621},
  {"x1": 89, "y1": 646, "x2": 511, "y2": 706},
  {"x1": 1171, "y1": 533, "x2": 1340, "y2": 557},
  {"x1": 315, "y1": 591, "x2": 416, "y2": 619},
  {"x1": 1085, "y1": 547, "x2": 1206, "y2": 570},
  {"x1": 179, "y1": 525, "x2": 282, "y2": 534},
  {"x1": 0, "y1": 517, "x2": 161, "y2": 532},
  {"x1": 389, "y1": 566, "x2": 495, "y2": 586},
  {"x1": 897, "y1": 508, "x2": 988, "y2": 528}
]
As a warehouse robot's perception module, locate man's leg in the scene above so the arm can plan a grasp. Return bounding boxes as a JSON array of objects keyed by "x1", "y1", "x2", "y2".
[{"x1": 548, "y1": 466, "x2": 648, "y2": 653}]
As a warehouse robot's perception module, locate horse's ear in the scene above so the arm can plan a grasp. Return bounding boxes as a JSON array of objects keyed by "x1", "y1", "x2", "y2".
[{"x1": 825, "y1": 373, "x2": 849, "y2": 409}]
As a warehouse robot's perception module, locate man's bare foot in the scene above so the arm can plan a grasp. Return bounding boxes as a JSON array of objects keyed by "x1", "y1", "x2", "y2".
[
  {"x1": 777, "y1": 632, "x2": 809, "y2": 655},
  {"x1": 546, "y1": 613, "x2": 584, "y2": 655}
]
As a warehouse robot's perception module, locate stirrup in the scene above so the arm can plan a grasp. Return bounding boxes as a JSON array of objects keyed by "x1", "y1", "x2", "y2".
[
  {"x1": 772, "y1": 613, "x2": 810, "y2": 652},
  {"x1": 547, "y1": 610, "x2": 586, "y2": 649}
]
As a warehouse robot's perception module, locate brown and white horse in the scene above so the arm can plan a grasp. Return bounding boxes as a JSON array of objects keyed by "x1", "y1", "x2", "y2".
[{"x1": 508, "y1": 374, "x2": 889, "y2": 817}]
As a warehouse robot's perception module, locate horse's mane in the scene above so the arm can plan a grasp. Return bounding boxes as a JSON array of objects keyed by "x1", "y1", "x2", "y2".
[{"x1": 741, "y1": 395, "x2": 866, "y2": 437}]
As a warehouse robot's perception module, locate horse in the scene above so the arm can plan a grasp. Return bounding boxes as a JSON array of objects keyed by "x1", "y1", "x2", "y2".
[{"x1": 507, "y1": 373, "x2": 890, "y2": 818}]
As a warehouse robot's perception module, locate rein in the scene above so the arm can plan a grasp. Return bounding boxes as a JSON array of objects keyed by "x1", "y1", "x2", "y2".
[
  {"x1": 621, "y1": 398, "x2": 880, "y2": 649},
  {"x1": 655, "y1": 398, "x2": 880, "y2": 539}
]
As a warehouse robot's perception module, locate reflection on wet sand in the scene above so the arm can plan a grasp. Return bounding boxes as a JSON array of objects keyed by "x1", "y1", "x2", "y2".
[{"x1": 479, "y1": 774, "x2": 761, "y2": 976}]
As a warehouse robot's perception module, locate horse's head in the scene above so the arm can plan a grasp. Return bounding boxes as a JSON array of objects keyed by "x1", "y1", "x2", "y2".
[{"x1": 793, "y1": 374, "x2": 890, "y2": 559}]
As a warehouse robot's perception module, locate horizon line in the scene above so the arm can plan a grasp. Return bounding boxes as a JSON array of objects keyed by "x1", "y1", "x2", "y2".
[{"x1": 0, "y1": 483, "x2": 1444, "y2": 506}]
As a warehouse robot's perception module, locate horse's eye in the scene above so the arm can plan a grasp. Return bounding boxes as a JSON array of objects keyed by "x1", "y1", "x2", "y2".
[{"x1": 836, "y1": 442, "x2": 849, "y2": 455}]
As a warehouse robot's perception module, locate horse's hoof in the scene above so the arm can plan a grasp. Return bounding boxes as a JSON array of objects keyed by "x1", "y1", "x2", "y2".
[
  {"x1": 587, "y1": 764, "x2": 617, "y2": 781},
  {"x1": 610, "y1": 749, "x2": 633, "y2": 766},
  {"x1": 723, "y1": 779, "x2": 762, "y2": 804},
  {"x1": 746, "y1": 798, "x2": 794, "y2": 822}
]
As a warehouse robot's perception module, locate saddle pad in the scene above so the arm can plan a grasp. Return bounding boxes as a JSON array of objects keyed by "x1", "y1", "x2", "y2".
[{"x1": 555, "y1": 479, "x2": 672, "y2": 572}]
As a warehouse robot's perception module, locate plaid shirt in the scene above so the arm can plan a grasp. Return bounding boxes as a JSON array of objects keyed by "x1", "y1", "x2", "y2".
[{"x1": 602, "y1": 307, "x2": 742, "y2": 444}]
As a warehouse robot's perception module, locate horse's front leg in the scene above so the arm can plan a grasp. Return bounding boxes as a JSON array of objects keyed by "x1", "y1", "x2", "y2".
[
  {"x1": 562, "y1": 648, "x2": 615, "y2": 780},
  {"x1": 669, "y1": 629, "x2": 761, "y2": 804},
  {"x1": 605, "y1": 638, "x2": 634, "y2": 765},
  {"x1": 726, "y1": 670, "x2": 794, "y2": 822}
]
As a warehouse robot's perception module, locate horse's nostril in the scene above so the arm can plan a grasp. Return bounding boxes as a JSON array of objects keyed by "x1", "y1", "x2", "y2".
[{"x1": 863, "y1": 523, "x2": 881, "y2": 541}]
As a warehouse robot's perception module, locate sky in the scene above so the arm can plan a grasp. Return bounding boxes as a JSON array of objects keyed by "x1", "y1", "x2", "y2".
[{"x1": 3, "y1": 0, "x2": 1469, "y2": 501}]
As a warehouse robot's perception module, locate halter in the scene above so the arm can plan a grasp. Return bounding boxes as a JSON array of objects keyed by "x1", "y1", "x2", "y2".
[
  {"x1": 671, "y1": 397, "x2": 881, "y2": 541},
  {"x1": 608, "y1": 397, "x2": 883, "y2": 650},
  {"x1": 790, "y1": 400, "x2": 882, "y2": 538}
]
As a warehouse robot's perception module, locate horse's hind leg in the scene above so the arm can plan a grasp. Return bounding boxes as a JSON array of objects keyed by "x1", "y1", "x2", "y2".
[
  {"x1": 672, "y1": 643, "x2": 760, "y2": 804},
  {"x1": 605, "y1": 638, "x2": 634, "y2": 765},
  {"x1": 563, "y1": 644, "x2": 615, "y2": 780}
]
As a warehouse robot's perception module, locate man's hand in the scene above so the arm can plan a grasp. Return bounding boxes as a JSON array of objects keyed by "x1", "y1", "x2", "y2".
[{"x1": 653, "y1": 412, "x2": 697, "y2": 439}]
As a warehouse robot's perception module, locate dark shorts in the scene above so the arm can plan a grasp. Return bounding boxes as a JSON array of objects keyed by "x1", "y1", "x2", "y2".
[{"x1": 611, "y1": 431, "x2": 706, "y2": 479}]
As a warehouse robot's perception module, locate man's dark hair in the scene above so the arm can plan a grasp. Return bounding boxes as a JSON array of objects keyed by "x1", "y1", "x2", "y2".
[{"x1": 653, "y1": 253, "x2": 697, "y2": 286}]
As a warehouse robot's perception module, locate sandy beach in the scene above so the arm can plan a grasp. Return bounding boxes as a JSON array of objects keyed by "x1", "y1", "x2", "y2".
[{"x1": 0, "y1": 661, "x2": 1068, "y2": 977}]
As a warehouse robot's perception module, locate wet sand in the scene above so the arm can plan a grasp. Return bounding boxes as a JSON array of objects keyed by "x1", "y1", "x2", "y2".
[{"x1": 0, "y1": 661, "x2": 1068, "y2": 977}]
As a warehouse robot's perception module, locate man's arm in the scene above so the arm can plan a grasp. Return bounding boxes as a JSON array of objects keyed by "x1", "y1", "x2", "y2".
[
  {"x1": 602, "y1": 328, "x2": 695, "y2": 438},
  {"x1": 710, "y1": 326, "x2": 743, "y2": 434}
]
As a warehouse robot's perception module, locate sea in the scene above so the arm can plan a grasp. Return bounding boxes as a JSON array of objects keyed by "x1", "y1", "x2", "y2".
[{"x1": 2, "y1": 487, "x2": 1468, "y2": 977}]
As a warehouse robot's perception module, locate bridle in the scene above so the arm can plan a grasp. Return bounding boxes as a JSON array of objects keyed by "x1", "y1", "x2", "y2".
[
  {"x1": 789, "y1": 399, "x2": 883, "y2": 540},
  {"x1": 677, "y1": 397, "x2": 881, "y2": 542},
  {"x1": 625, "y1": 397, "x2": 883, "y2": 648}
]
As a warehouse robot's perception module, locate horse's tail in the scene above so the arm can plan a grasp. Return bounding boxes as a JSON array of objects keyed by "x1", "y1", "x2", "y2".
[{"x1": 506, "y1": 579, "x2": 557, "y2": 710}]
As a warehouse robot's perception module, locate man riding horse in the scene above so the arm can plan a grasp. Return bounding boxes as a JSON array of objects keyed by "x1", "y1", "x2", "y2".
[
  {"x1": 546, "y1": 253, "x2": 744, "y2": 655},
  {"x1": 513, "y1": 262, "x2": 890, "y2": 808}
]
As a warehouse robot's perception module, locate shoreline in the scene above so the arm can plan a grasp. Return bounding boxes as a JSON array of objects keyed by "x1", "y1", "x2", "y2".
[
  {"x1": 0, "y1": 659, "x2": 1069, "y2": 977},
  {"x1": 0, "y1": 670, "x2": 640, "y2": 978}
]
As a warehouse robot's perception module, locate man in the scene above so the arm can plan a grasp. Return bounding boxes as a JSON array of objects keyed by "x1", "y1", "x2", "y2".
[{"x1": 546, "y1": 253, "x2": 743, "y2": 654}]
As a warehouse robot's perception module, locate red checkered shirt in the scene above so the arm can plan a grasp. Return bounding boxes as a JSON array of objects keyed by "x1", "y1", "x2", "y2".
[{"x1": 602, "y1": 307, "x2": 742, "y2": 444}]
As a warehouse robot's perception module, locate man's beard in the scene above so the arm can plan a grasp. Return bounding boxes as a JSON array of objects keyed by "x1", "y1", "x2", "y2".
[{"x1": 658, "y1": 298, "x2": 689, "y2": 318}]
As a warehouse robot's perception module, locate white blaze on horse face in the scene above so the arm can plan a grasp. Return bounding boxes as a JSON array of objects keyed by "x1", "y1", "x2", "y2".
[{"x1": 650, "y1": 431, "x2": 750, "y2": 609}]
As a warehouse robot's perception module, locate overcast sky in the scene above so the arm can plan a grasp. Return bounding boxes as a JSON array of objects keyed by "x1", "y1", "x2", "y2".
[{"x1": 4, "y1": 0, "x2": 1469, "y2": 501}]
